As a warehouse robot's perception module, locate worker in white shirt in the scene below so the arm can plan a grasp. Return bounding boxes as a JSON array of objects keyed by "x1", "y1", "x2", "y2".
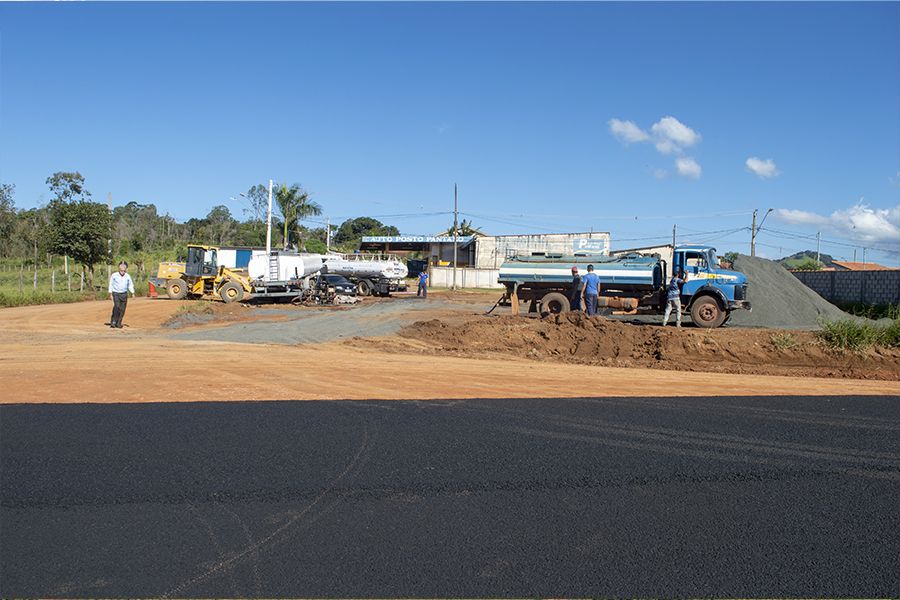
[{"x1": 108, "y1": 261, "x2": 135, "y2": 328}]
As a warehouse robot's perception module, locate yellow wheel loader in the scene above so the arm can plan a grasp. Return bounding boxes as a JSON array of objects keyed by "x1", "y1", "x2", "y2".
[{"x1": 152, "y1": 245, "x2": 253, "y2": 303}]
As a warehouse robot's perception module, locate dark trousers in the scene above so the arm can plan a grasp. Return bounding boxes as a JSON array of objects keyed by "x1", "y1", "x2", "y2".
[
  {"x1": 585, "y1": 293, "x2": 598, "y2": 316},
  {"x1": 417, "y1": 283, "x2": 427, "y2": 298},
  {"x1": 110, "y1": 292, "x2": 128, "y2": 327},
  {"x1": 570, "y1": 295, "x2": 581, "y2": 311}
]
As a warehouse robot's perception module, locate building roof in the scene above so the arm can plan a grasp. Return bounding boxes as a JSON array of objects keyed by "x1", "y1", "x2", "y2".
[{"x1": 832, "y1": 260, "x2": 895, "y2": 271}]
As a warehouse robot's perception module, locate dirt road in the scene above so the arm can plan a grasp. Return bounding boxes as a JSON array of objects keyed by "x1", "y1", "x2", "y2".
[{"x1": 0, "y1": 296, "x2": 897, "y2": 404}]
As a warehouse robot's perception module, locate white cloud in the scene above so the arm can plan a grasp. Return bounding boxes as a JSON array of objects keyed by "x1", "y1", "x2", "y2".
[
  {"x1": 609, "y1": 118, "x2": 649, "y2": 143},
  {"x1": 775, "y1": 203, "x2": 900, "y2": 245},
  {"x1": 653, "y1": 169, "x2": 669, "y2": 179},
  {"x1": 650, "y1": 116, "x2": 701, "y2": 154},
  {"x1": 746, "y1": 157, "x2": 780, "y2": 178},
  {"x1": 675, "y1": 157, "x2": 702, "y2": 179}
]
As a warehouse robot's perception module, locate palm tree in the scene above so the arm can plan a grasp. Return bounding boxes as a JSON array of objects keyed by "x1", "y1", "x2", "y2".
[
  {"x1": 445, "y1": 218, "x2": 484, "y2": 237},
  {"x1": 273, "y1": 183, "x2": 322, "y2": 249}
]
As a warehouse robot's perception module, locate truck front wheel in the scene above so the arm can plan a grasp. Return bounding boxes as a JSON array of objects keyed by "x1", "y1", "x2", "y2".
[
  {"x1": 690, "y1": 296, "x2": 726, "y2": 328},
  {"x1": 541, "y1": 292, "x2": 571, "y2": 315}
]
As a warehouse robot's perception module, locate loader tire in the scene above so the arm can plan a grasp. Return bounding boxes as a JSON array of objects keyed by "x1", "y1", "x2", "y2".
[
  {"x1": 357, "y1": 279, "x2": 373, "y2": 296},
  {"x1": 219, "y1": 282, "x2": 244, "y2": 303},
  {"x1": 690, "y1": 296, "x2": 726, "y2": 328},
  {"x1": 541, "y1": 292, "x2": 570, "y2": 315},
  {"x1": 166, "y1": 278, "x2": 188, "y2": 300}
]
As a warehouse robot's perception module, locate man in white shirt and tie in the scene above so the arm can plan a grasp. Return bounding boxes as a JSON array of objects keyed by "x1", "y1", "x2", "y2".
[{"x1": 108, "y1": 261, "x2": 135, "y2": 328}]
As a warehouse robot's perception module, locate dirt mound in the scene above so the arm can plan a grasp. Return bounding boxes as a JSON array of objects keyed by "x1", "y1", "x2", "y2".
[
  {"x1": 397, "y1": 312, "x2": 900, "y2": 380},
  {"x1": 729, "y1": 254, "x2": 857, "y2": 329}
]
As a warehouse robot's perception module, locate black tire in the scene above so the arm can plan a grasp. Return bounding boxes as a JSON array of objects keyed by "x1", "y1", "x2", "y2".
[
  {"x1": 357, "y1": 279, "x2": 373, "y2": 296},
  {"x1": 541, "y1": 292, "x2": 571, "y2": 314},
  {"x1": 166, "y1": 278, "x2": 188, "y2": 300},
  {"x1": 690, "y1": 296, "x2": 726, "y2": 328},
  {"x1": 219, "y1": 281, "x2": 244, "y2": 303}
]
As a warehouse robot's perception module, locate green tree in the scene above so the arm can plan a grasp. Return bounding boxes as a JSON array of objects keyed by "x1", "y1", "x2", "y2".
[
  {"x1": 0, "y1": 183, "x2": 15, "y2": 257},
  {"x1": 790, "y1": 257, "x2": 824, "y2": 271},
  {"x1": 445, "y1": 218, "x2": 484, "y2": 237},
  {"x1": 273, "y1": 183, "x2": 321, "y2": 249},
  {"x1": 203, "y1": 205, "x2": 237, "y2": 245},
  {"x1": 46, "y1": 172, "x2": 92, "y2": 203},
  {"x1": 48, "y1": 201, "x2": 112, "y2": 287},
  {"x1": 333, "y1": 217, "x2": 400, "y2": 248}
]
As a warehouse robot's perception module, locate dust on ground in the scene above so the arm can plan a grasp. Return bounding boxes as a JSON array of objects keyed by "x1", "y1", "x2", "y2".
[
  {"x1": 0, "y1": 291, "x2": 897, "y2": 404},
  {"x1": 373, "y1": 312, "x2": 900, "y2": 381}
]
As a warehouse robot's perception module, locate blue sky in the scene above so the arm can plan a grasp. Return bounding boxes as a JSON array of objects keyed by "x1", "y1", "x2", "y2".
[{"x1": 1, "y1": 2, "x2": 899, "y2": 264}]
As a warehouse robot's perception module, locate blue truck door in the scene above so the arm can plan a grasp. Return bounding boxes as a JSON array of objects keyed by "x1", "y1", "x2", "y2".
[{"x1": 682, "y1": 251, "x2": 709, "y2": 298}]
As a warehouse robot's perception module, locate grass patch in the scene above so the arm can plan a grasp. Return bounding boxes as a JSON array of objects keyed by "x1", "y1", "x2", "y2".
[
  {"x1": 817, "y1": 318, "x2": 900, "y2": 351},
  {"x1": 0, "y1": 290, "x2": 105, "y2": 308},
  {"x1": 835, "y1": 302, "x2": 900, "y2": 321},
  {"x1": 770, "y1": 332, "x2": 798, "y2": 349}
]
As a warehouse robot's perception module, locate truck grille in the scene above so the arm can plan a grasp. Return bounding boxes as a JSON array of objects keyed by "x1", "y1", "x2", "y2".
[{"x1": 734, "y1": 284, "x2": 747, "y2": 300}]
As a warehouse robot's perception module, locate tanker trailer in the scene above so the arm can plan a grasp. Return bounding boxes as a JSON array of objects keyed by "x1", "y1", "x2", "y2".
[
  {"x1": 497, "y1": 244, "x2": 750, "y2": 328},
  {"x1": 322, "y1": 253, "x2": 409, "y2": 296},
  {"x1": 244, "y1": 251, "x2": 326, "y2": 301}
]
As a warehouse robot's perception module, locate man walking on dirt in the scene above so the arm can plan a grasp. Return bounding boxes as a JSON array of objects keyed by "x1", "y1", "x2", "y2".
[
  {"x1": 581, "y1": 264, "x2": 601, "y2": 316},
  {"x1": 417, "y1": 269, "x2": 429, "y2": 298},
  {"x1": 108, "y1": 261, "x2": 135, "y2": 328},
  {"x1": 662, "y1": 269, "x2": 685, "y2": 327},
  {"x1": 569, "y1": 266, "x2": 583, "y2": 311}
]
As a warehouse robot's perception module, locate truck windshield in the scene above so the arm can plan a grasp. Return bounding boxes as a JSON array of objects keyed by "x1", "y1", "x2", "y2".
[{"x1": 707, "y1": 250, "x2": 718, "y2": 268}]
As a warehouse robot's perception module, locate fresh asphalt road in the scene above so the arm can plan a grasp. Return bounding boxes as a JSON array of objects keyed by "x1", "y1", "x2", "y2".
[{"x1": 2, "y1": 396, "x2": 899, "y2": 598}]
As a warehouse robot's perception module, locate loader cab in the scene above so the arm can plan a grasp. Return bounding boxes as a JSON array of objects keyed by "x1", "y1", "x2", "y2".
[{"x1": 185, "y1": 246, "x2": 218, "y2": 278}]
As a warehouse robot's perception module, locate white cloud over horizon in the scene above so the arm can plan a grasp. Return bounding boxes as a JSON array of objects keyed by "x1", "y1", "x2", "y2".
[
  {"x1": 676, "y1": 157, "x2": 702, "y2": 179},
  {"x1": 746, "y1": 156, "x2": 780, "y2": 178},
  {"x1": 609, "y1": 115, "x2": 702, "y2": 178},
  {"x1": 775, "y1": 203, "x2": 900, "y2": 245}
]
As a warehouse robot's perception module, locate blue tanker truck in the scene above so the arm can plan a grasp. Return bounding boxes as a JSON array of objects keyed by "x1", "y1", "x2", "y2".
[{"x1": 497, "y1": 244, "x2": 751, "y2": 328}]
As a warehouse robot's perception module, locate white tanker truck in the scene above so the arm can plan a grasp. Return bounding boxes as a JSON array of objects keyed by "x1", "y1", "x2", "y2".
[{"x1": 321, "y1": 253, "x2": 408, "y2": 296}]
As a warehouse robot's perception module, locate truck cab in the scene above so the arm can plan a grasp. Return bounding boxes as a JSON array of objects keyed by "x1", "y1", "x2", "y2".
[{"x1": 673, "y1": 245, "x2": 750, "y2": 326}]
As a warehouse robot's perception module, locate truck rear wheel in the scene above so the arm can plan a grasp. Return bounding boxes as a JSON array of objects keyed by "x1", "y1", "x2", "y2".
[
  {"x1": 166, "y1": 278, "x2": 188, "y2": 300},
  {"x1": 541, "y1": 292, "x2": 571, "y2": 314},
  {"x1": 690, "y1": 296, "x2": 726, "y2": 328},
  {"x1": 219, "y1": 282, "x2": 244, "y2": 303},
  {"x1": 357, "y1": 279, "x2": 373, "y2": 296}
]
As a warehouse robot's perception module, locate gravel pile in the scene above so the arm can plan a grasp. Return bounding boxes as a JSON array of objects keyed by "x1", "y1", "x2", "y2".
[{"x1": 728, "y1": 254, "x2": 857, "y2": 329}]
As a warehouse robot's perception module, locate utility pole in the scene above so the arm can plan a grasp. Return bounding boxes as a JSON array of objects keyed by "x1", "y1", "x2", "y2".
[
  {"x1": 452, "y1": 183, "x2": 458, "y2": 291},
  {"x1": 107, "y1": 192, "x2": 113, "y2": 278},
  {"x1": 853, "y1": 248, "x2": 857, "y2": 262},
  {"x1": 326, "y1": 218, "x2": 331, "y2": 252},
  {"x1": 750, "y1": 209, "x2": 758, "y2": 257},
  {"x1": 862, "y1": 247, "x2": 867, "y2": 264},
  {"x1": 266, "y1": 179, "x2": 273, "y2": 255},
  {"x1": 672, "y1": 224, "x2": 676, "y2": 248},
  {"x1": 815, "y1": 231, "x2": 821, "y2": 265}
]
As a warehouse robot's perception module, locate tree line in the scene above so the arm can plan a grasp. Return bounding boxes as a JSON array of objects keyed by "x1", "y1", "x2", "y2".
[{"x1": 0, "y1": 173, "x2": 400, "y2": 286}]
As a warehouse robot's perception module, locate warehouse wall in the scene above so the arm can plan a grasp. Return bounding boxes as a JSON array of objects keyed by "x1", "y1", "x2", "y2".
[
  {"x1": 792, "y1": 270, "x2": 900, "y2": 305},
  {"x1": 429, "y1": 266, "x2": 504, "y2": 289},
  {"x1": 474, "y1": 232, "x2": 610, "y2": 269}
]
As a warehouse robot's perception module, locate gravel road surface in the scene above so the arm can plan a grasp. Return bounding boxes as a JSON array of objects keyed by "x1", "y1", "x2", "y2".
[
  {"x1": 2, "y1": 395, "x2": 899, "y2": 597},
  {"x1": 171, "y1": 297, "x2": 481, "y2": 344}
]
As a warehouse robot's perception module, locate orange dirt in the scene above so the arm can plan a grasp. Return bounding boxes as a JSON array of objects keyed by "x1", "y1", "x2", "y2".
[{"x1": 0, "y1": 297, "x2": 897, "y2": 404}]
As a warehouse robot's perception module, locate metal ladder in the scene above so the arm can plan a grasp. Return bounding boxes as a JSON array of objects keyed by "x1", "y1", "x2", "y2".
[{"x1": 268, "y1": 253, "x2": 280, "y2": 282}]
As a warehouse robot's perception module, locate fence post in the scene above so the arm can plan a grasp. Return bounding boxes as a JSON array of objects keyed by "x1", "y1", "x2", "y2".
[
  {"x1": 18, "y1": 269, "x2": 23, "y2": 293},
  {"x1": 33, "y1": 269, "x2": 37, "y2": 290},
  {"x1": 67, "y1": 271, "x2": 71, "y2": 292},
  {"x1": 80, "y1": 272, "x2": 84, "y2": 292},
  {"x1": 52, "y1": 270, "x2": 56, "y2": 293}
]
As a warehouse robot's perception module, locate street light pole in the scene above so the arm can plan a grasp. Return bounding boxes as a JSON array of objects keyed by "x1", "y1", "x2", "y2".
[{"x1": 452, "y1": 183, "x2": 458, "y2": 291}]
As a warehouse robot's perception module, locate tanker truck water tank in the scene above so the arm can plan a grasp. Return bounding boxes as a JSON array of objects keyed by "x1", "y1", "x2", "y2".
[{"x1": 248, "y1": 252, "x2": 325, "y2": 281}]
